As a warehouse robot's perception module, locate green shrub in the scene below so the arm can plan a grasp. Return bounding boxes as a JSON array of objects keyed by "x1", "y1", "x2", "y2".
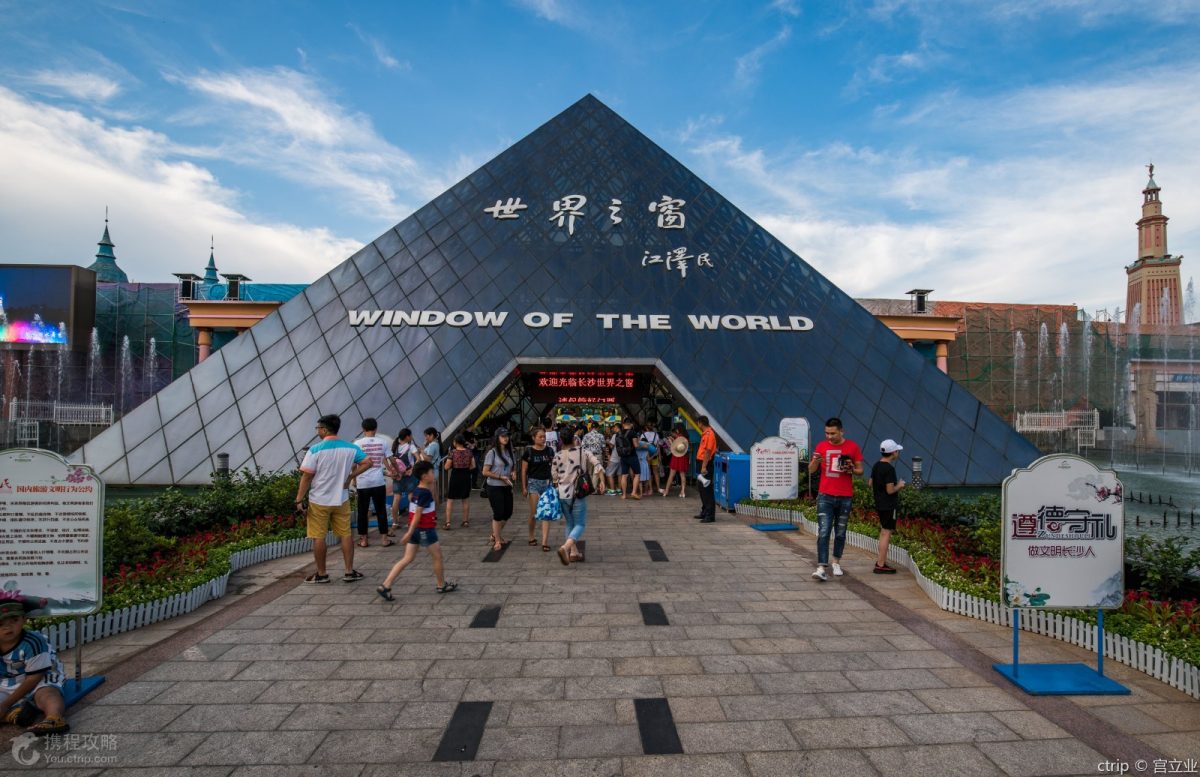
[
  {"x1": 103, "y1": 503, "x2": 173, "y2": 575},
  {"x1": 1125, "y1": 535, "x2": 1200, "y2": 600}
]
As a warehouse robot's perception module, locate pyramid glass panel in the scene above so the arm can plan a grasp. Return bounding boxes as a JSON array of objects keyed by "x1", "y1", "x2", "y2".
[{"x1": 74, "y1": 95, "x2": 1039, "y2": 485}]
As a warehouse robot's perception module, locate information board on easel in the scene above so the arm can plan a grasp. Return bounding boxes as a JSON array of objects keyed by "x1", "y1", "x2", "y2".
[{"x1": 994, "y1": 454, "x2": 1129, "y2": 695}]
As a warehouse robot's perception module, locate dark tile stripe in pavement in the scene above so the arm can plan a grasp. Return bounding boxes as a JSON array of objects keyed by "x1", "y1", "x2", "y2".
[
  {"x1": 639, "y1": 602, "x2": 670, "y2": 626},
  {"x1": 634, "y1": 697, "x2": 684, "y2": 755},
  {"x1": 432, "y1": 700, "x2": 494, "y2": 761},
  {"x1": 643, "y1": 540, "x2": 668, "y2": 561},
  {"x1": 30, "y1": 493, "x2": 1185, "y2": 774},
  {"x1": 470, "y1": 605, "x2": 503, "y2": 628}
]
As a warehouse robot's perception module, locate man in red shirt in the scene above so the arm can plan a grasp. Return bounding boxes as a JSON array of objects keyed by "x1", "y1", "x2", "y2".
[
  {"x1": 806, "y1": 417, "x2": 863, "y2": 581},
  {"x1": 695, "y1": 416, "x2": 718, "y2": 523}
]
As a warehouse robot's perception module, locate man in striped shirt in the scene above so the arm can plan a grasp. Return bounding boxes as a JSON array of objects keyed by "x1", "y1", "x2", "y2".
[{"x1": 1, "y1": 594, "x2": 69, "y2": 735}]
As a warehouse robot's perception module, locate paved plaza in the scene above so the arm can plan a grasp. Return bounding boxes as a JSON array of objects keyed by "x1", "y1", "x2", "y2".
[{"x1": 5, "y1": 495, "x2": 1198, "y2": 776}]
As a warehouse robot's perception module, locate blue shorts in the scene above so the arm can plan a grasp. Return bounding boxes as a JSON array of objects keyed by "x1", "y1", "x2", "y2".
[
  {"x1": 408, "y1": 528, "x2": 439, "y2": 547},
  {"x1": 527, "y1": 478, "x2": 551, "y2": 496},
  {"x1": 618, "y1": 455, "x2": 639, "y2": 475}
]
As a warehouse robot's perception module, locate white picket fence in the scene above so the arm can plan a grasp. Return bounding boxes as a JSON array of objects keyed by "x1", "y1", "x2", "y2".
[
  {"x1": 736, "y1": 503, "x2": 1200, "y2": 700},
  {"x1": 39, "y1": 534, "x2": 325, "y2": 652}
]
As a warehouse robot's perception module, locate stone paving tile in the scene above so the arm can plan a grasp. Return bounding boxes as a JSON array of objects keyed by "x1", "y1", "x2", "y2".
[
  {"x1": 661, "y1": 674, "x2": 759, "y2": 697},
  {"x1": 571, "y1": 641, "x2": 653, "y2": 658},
  {"x1": 816, "y1": 690, "x2": 933, "y2": 717},
  {"x1": 779, "y1": 652, "x2": 865, "y2": 671},
  {"x1": 566, "y1": 676, "x2": 663, "y2": 699},
  {"x1": 358, "y1": 678, "x2": 467, "y2": 703},
  {"x1": 718, "y1": 693, "x2": 829, "y2": 721},
  {"x1": 745, "y1": 748, "x2": 880, "y2": 777},
  {"x1": 751, "y1": 670, "x2": 856, "y2": 694},
  {"x1": 182, "y1": 731, "x2": 326, "y2": 766},
  {"x1": 55, "y1": 702, "x2": 185, "y2": 736},
  {"x1": 978, "y1": 739, "x2": 1108, "y2": 776},
  {"x1": 232, "y1": 660, "x2": 344, "y2": 681},
  {"x1": 863, "y1": 743, "x2": 1006, "y2": 776},
  {"x1": 177, "y1": 642, "x2": 236, "y2": 662},
  {"x1": 474, "y1": 726, "x2": 560, "y2": 760},
  {"x1": 667, "y1": 695, "x2": 727, "y2": 723},
  {"x1": 253, "y1": 679, "x2": 369, "y2": 704},
  {"x1": 308, "y1": 729, "x2": 444, "y2": 763},
  {"x1": 785, "y1": 715, "x2": 911, "y2": 748},
  {"x1": 84, "y1": 732, "x2": 211, "y2": 768},
  {"x1": 464, "y1": 677, "x2": 566, "y2": 700},
  {"x1": 1136, "y1": 702, "x2": 1200, "y2": 730},
  {"x1": 139, "y1": 661, "x2": 250, "y2": 682},
  {"x1": 487, "y1": 641, "x2": 569, "y2": 659},
  {"x1": 1085, "y1": 704, "x2": 1174, "y2": 735},
  {"x1": 927, "y1": 667, "x2": 994, "y2": 687},
  {"x1": 623, "y1": 753, "x2": 750, "y2": 777},
  {"x1": 233, "y1": 767, "x2": 363, "y2": 777},
  {"x1": 287, "y1": 628, "x2": 376, "y2": 644},
  {"x1": 649, "y1": 639, "x2": 735, "y2": 656},
  {"x1": 524, "y1": 658, "x2": 615, "y2": 677},
  {"x1": 892, "y1": 712, "x2": 1022, "y2": 744},
  {"x1": 331, "y1": 659, "x2": 433, "y2": 679},
  {"x1": 612, "y1": 656, "x2": 703, "y2": 676},
  {"x1": 217, "y1": 643, "x2": 318, "y2": 661},
  {"x1": 152, "y1": 681, "x2": 272, "y2": 705},
  {"x1": 426, "y1": 658, "x2": 521, "y2": 678},
  {"x1": 676, "y1": 720, "x2": 798, "y2": 753},
  {"x1": 273, "y1": 702, "x2": 405, "y2": 731},
  {"x1": 844, "y1": 669, "x2": 948, "y2": 691},
  {"x1": 697, "y1": 655, "x2": 792, "y2": 674},
  {"x1": 503, "y1": 699, "x2": 617, "y2": 726},
  {"x1": 530, "y1": 627, "x2": 611, "y2": 642},
  {"x1": 165, "y1": 703, "x2": 297, "y2": 732},
  {"x1": 200, "y1": 629, "x2": 299, "y2": 645},
  {"x1": 491, "y1": 757, "x2": 622, "y2": 777},
  {"x1": 913, "y1": 687, "x2": 1029, "y2": 713},
  {"x1": 558, "y1": 724, "x2": 643, "y2": 758}
]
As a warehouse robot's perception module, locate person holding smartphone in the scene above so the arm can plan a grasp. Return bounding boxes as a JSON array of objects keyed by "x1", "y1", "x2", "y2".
[{"x1": 806, "y1": 417, "x2": 863, "y2": 581}]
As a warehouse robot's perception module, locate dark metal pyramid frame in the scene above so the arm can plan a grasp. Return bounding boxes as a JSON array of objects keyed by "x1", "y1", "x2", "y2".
[{"x1": 74, "y1": 95, "x2": 1039, "y2": 485}]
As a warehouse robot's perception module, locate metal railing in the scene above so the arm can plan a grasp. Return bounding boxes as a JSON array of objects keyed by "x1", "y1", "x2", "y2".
[
  {"x1": 1015, "y1": 409, "x2": 1100, "y2": 432},
  {"x1": 8, "y1": 399, "x2": 114, "y2": 426}
]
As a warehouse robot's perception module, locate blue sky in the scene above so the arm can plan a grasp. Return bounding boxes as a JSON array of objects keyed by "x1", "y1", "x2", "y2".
[{"x1": 1, "y1": 0, "x2": 1197, "y2": 315}]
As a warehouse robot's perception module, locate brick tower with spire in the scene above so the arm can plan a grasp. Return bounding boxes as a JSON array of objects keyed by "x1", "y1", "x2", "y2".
[{"x1": 1125, "y1": 165, "x2": 1183, "y2": 326}]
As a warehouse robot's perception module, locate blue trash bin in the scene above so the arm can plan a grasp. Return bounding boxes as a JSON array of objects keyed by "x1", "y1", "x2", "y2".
[{"x1": 714, "y1": 452, "x2": 751, "y2": 512}]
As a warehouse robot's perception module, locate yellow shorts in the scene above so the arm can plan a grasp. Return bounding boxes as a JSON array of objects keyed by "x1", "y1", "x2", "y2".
[{"x1": 307, "y1": 501, "x2": 351, "y2": 538}]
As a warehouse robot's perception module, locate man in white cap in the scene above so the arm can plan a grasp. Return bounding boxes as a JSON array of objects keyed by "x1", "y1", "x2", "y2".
[{"x1": 870, "y1": 439, "x2": 906, "y2": 574}]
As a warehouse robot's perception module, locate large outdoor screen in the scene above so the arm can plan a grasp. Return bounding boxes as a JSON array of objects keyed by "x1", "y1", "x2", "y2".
[{"x1": 0, "y1": 265, "x2": 96, "y2": 349}]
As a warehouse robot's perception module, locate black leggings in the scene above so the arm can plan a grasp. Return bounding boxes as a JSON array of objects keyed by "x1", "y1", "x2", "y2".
[
  {"x1": 487, "y1": 485, "x2": 514, "y2": 522},
  {"x1": 356, "y1": 485, "x2": 388, "y2": 536}
]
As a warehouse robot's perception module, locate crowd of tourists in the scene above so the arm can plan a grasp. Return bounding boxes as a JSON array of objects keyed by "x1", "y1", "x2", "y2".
[{"x1": 291, "y1": 413, "x2": 720, "y2": 595}]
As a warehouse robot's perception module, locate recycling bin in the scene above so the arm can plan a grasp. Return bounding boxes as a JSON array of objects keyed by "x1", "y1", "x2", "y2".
[{"x1": 714, "y1": 452, "x2": 751, "y2": 512}]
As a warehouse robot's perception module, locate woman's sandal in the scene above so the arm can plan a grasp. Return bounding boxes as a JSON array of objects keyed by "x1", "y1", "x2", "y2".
[
  {"x1": 376, "y1": 585, "x2": 394, "y2": 601},
  {"x1": 357, "y1": 537, "x2": 368, "y2": 548},
  {"x1": 542, "y1": 544, "x2": 551, "y2": 552},
  {"x1": 436, "y1": 581, "x2": 458, "y2": 593},
  {"x1": 381, "y1": 537, "x2": 394, "y2": 547},
  {"x1": 443, "y1": 522, "x2": 452, "y2": 530},
  {"x1": 527, "y1": 538, "x2": 538, "y2": 546},
  {"x1": 461, "y1": 520, "x2": 470, "y2": 528}
]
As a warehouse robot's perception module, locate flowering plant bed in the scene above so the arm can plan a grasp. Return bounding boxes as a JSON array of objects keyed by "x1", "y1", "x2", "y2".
[{"x1": 739, "y1": 496, "x2": 1200, "y2": 693}]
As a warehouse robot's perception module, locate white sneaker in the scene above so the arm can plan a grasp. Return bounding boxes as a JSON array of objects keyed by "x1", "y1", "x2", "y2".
[
  {"x1": 832, "y1": 562, "x2": 844, "y2": 577},
  {"x1": 811, "y1": 566, "x2": 827, "y2": 582}
]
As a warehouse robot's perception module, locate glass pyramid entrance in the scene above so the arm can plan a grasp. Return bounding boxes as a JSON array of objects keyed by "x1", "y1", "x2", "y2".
[{"x1": 74, "y1": 95, "x2": 1038, "y2": 486}]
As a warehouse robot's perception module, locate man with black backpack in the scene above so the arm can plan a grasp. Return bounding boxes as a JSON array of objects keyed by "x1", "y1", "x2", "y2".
[{"x1": 615, "y1": 418, "x2": 641, "y2": 500}]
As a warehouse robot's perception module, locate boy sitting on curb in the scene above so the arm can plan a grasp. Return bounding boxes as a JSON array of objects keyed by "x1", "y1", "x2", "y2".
[{"x1": 0, "y1": 591, "x2": 69, "y2": 735}]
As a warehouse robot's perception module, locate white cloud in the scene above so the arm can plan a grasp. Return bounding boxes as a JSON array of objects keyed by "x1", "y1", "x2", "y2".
[
  {"x1": 172, "y1": 67, "x2": 439, "y2": 220},
  {"x1": 734, "y1": 25, "x2": 792, "y2": 90},
  {"x1": 683, "y1": 65, "x2": 1200, "y2": 312},
  {"x1": 25, "y1": 70, "x2": 121, "y2": 102},
  {"x1": 514, "y1": 0, "x2": 572, "y2": 23},
  {"x1": 346, "y1": 23, "x2": 411, "y2": 71},
  {"x1": 0, "y1": 86, "x2": 362, "y2": 284}
]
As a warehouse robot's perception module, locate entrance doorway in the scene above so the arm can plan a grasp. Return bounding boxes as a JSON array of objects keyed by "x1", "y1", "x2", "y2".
[{"x1": 443, "y1": 358, "x2": 734, "y2": 450}]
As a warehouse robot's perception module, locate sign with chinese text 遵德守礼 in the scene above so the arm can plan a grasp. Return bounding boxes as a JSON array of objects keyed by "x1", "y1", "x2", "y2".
[
  {"x1": 778, "y1": 418, "x2": 810, "y2": 461},
  {"x1": 0, "y1": 449, "x2": 104, "y2": 616},
  {"x1": 750, "y1": 436, "x2": 799, "y2": 501},
  {"x1": 1001, "y1": 455, "x2": 1123, "y2": 610}
]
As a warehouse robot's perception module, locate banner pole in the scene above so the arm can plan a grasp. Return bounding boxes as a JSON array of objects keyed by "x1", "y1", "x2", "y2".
[
  {"x1": 1012, "y1": 608, "x2": 1019, "y2": 678},
  {"x1": 1096, "y1": 609, "x2": 1105, "y2": 677},
  {"x1": 74, "y1": 615, "x2": 83, "y2": 687}
]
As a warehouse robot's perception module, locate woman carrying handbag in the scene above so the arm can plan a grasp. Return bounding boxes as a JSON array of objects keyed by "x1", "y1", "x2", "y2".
[{"x1": 551, "y1": 429, "x2": 599, "y2": 566}]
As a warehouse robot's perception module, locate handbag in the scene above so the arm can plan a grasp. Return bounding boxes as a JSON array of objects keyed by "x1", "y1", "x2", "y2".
[{"x1": 535, "y1": 485, "x2": 562, "y2": 521}]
